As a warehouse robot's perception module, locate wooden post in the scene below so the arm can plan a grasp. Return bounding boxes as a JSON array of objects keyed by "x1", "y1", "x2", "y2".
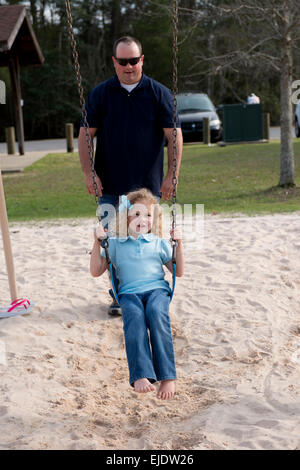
[
  {"x1": 65, "y1": 123, "x2": 74, "y2": 153},
  {"x1": 262, "y1": 113, "x2": 270, "y2": 141},
  {"x1": 0, "y1": 169, "x2": 18, "y2": 302},
  {"x1": 5, "y1": 127, "x2": 16, "y2": 155},
  {"x1": 8, "y1": 54, "x2": 25, "y2": 156},
  {"x1": 203, "y1": 117, "x2": 211, "y2": 145}
]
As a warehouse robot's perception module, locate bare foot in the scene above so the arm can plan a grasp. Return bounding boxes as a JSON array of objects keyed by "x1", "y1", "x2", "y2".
[
  {"x1": 134, "y1": 378, "x2": 156, "y2": 393},
  {"x1": 157, "y1": 380, "x2": 175, "y2": 400}
]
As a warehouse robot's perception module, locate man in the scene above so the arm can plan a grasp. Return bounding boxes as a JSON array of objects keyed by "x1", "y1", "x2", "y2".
[{"x1": 78, "y1": 36, "x2": 183, "y2": 315}]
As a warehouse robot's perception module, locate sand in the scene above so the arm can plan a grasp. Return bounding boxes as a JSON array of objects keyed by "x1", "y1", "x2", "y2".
[{"x1": 0, "y1": 213, "x2": 299, "y2": 450}]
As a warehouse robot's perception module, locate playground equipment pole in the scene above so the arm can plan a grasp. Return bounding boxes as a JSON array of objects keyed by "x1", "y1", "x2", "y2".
[{"x1": 0, "y1": 168, "x2": 18, "y2": 302}]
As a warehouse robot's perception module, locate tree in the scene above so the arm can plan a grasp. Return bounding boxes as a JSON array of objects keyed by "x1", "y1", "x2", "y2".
[
  {"x1": 229, "y1": 0, "x2": 299, "y2": 186},
  {"x1": 1, "y1": 0, "x2": 298, "y2": 148},
  {"x1": 180, "y1": 0, "x2": 300, "y2": 187}
]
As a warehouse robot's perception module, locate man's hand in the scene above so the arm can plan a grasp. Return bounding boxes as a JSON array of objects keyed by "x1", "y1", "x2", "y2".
[
  {"x1": 160, "y1": 173, "x2": 177, "y2": 201},
  {"x1": 84, "y1": 172, "x2": 103, "y2": 197},
  {"x1": 94, "y1": 224, "x2": 107, "y2": 243}
]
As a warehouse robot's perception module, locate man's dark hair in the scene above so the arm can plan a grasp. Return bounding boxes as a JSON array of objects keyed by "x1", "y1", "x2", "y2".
[{"x1": 113, "y1": 36, "x2": 142, "y2": 57}]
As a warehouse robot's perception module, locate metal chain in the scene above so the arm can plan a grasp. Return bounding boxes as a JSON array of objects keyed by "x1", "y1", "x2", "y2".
[
  {"x1": 171, "y1": 0, "x2": 179, "y2": 261},
  {"x1": 65, "y1": 0, "x2": 100, "y2": 212},
  {"x1": 65, "y1": 0, "x2": 178, "y2": 300},
  {"x1": 65, "y1": 0, "x2": 179, "y2": 235},
  {"x1": 64, "y1": 1, "x2": 119, "y2": 301}
]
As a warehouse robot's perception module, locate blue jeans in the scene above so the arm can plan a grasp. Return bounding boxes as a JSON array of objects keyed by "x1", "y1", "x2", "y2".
[{"x1": 119, "y1": 289, "x2": 177, "y2": 386}]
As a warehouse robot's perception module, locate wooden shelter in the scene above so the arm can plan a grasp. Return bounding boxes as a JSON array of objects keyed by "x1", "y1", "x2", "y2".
[{"x1": 0, "y1": 5, "x2": 44, "y2": 155}]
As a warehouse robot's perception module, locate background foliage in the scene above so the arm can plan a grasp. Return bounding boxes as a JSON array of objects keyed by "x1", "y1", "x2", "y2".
[{"x1": 0, "y1": 0, "x2": 299, "y2": 141}]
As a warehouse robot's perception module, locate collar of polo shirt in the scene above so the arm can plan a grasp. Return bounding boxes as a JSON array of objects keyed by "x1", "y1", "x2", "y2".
[
  {"x1": 111, "y1": 72, "x2": 146, "y2": 90},
  {"x1": 119, "y1": 233, "x2": 155, "y2": 243}
]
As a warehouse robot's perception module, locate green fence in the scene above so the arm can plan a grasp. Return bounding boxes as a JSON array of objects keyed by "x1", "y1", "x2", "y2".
[{"x1": 223, "y1": 103, "x2": 263, "y2": 143}]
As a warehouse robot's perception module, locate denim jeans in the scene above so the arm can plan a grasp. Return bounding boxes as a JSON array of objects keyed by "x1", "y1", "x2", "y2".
[{"x1": 119, "y1": 288, "x2": 177, "y2": 386}]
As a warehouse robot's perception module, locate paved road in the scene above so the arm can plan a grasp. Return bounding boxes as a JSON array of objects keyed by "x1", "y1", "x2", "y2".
[
  {"x1": 270, "y1": 126, "x2": 296, "y2": 140},
  {"x1": 0, "y1": 138, "x2": 78, "y2": 154},
  {"x1": 0, "y1": 138, "x2": 78, "y2": 172},
  {"x1": 0, "y1": 129, "x2": 298, "y2": 172},
  {"x1": 0, "y1": 128, "x2": 295, "y2": 155},
  {"x1": 270, "y1": 127, "x2": 280, "y2": 140}
]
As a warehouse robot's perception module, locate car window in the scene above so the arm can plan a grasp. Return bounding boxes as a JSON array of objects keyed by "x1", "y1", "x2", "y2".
[{"x1": 177, "y1": 95, "x2": 215, "y2": 113}]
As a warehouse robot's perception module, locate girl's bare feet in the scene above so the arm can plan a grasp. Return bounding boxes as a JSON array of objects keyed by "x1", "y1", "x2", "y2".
[
  {"x1": 157, "y1": 380, "x2": 175, "y2": 400},
  {"x1": 134, "y1": 378, "x2": 156, "y2": 393}
]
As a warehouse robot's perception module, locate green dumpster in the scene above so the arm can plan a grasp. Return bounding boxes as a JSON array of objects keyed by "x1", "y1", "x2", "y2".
[{"x1": 223, "y1": 103, "x2": 263, "y2": 142}]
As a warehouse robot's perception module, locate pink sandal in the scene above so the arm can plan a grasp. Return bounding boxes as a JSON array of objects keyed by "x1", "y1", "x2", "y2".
[{"x1": 0, "y1": 298, "x2": 34, "y2": 318}]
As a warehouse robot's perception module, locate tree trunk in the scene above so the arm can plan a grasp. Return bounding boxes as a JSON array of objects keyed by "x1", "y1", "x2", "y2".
[
  {"x1": 279, "y1": 27, "x2": 295, "y2": 186},
  {"x1": 110, "y1": 0, "x2": 121, "y2": 44},
  {"x1": 29, "y1": 0, "x2": 38, "y2": 29}
]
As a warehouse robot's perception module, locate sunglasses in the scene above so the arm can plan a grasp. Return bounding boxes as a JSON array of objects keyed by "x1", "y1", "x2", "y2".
[{"x1": 114, "y1": 56, "x2": 141, "y2": 66}]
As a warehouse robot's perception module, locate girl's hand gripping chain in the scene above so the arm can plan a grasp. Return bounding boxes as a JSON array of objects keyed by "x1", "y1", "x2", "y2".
[
  {"x1": 94, "y1": 224, "x2": 107, "y2": 243},
  {"x1": 170, "y1": 226, "x2": 182, "y2": 243},
  {"x1": 169, "y1": 227, "x2": 184, "y2": 277}
]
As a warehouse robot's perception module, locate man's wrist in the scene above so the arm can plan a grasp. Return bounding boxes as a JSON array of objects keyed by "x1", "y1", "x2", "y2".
[
  {"x1": 167, "y1": 169, "x2": 179, "y2": 178},
  {"x1": 166, "y1": 170, "x2": 174, "y2": 178}
]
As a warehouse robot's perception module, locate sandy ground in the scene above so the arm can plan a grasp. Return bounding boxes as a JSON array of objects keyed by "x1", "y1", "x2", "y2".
[{"x1": 0, "y1": 213, "x2": 299, "y2": 450}]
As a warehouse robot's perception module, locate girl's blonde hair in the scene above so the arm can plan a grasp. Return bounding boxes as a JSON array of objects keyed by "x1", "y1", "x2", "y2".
[{"x1": 116, "y1": 188, "x2": 162, "y2": 238}]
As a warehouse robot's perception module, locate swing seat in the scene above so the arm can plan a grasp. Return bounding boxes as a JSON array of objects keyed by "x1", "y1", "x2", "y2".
[
  {"x1": 107, "y1": 259, "x2": 176, "y2": 314},
  {"x1": 0, "y1": 298, "x2": 34, "y2": 319},
  {"x1": 108, "y1": 289, "x2": 122, "y2": 316}
]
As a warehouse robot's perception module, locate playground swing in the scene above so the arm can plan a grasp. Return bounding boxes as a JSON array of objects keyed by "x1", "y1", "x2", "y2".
[
  {"x1": 0, "y1": 169, "x2": 34, "y2": 318},
  {"x1": 65, "y1": 0, "x2": 179, "y2": 305}
]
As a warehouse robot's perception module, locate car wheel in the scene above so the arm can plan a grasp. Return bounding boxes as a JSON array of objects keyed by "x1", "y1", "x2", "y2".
[{"x1": 296, "y1": 118, "x2": 300, "y2": 138}]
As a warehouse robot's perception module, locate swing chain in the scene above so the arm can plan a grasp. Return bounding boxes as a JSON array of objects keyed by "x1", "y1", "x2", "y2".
[
  {"x1": 171, "y1": 0, "x2": 179, "y2": 262},
  {"x1": 65, "y1": 0, "x2": 100, "y2": 211},
  {"x1": 65, "y1": 0, "x2": 178, "y2": 301},
  {"x1": 66, "y1": 0, "x2": 179, "y2": 247}
]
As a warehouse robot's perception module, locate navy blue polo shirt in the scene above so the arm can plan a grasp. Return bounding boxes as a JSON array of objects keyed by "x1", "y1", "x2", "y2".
[{"x1": 81, "y1": 73, "x2": 180, "y2": 197}]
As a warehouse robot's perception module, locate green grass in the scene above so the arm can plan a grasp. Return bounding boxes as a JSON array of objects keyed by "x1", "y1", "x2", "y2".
[
  {"x1": 176, "y1": 141, "x2": 300, "y2": 215},
  {"x1": 2, "y1": 153, "x2": 94, "y2": 221},
  {"x1": 2, "y1": 140, "x2": 300, "y2": 221}
]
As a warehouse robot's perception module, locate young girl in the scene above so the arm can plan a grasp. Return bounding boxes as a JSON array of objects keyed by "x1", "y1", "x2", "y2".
[{"x1": 90, "y1": 188, "x2": 184, "y2": 400}]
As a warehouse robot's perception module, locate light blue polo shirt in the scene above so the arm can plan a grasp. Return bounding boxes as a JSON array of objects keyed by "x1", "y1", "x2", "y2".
[{"x1": 101, "y1": 234, "x2": 172, "y2": 295}]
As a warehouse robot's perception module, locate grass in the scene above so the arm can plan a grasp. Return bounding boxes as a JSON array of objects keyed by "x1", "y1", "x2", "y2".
[
  {"x1": 2, "y1": 140, "x2": 300, "y2": 221},
  {"x1": 176, "y1": 141, "x2": 300, "y2": 215},
  {"x1": 2, "y1": 153, "x2": 95, "y2": 221}
]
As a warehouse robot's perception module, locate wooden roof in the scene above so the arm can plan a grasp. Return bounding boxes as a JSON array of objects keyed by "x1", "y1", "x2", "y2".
[{"x1": 0, "y1": 5, "x2": 44, "y2": 67}]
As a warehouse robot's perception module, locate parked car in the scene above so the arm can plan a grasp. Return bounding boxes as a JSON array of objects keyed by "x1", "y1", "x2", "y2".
[
  {"x1": 295, "y1": 101, "x2": 300, "y2": 138},
  {"x1": 177, "y1": 93, "x2": 222, "y2": 142}
]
